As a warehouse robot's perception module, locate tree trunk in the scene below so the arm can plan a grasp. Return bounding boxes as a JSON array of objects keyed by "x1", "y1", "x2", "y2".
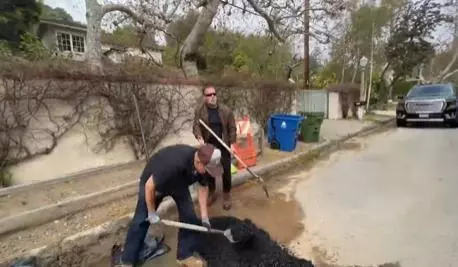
[
  {"x1": 438, "y1": 50, "x2": 458, "y2": 82},
  {"x1": 179, "y1": 0, "x2": 220, "y2": 77},
  {"x1": 387, "y1": 73, "x2": 396, "y2": 101},
  {"x1": 351, "y1": 48, "x2": 360, "y2": 83},
  {"x1": 85, "y1": 1, "x2": 147, "y2": 73},
  {"x1": 340, "y1": 52, "x2": 346, "y2": 83},
  {"x1": 378, "y1": 63, "x2": 392, "y2": 104},
  {"x1": 85, "y1": 0, "x2": 104, "y2": 73},
  {"x1": 418, "y1": 63, "x2": 426, "y2": 83},
  {"x1": 387, "y1": 75, "x2": 400, "y2": 102}
]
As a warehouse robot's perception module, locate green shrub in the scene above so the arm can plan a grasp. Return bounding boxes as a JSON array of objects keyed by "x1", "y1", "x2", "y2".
[
  {"x1": 393, "y1": 80, "x2": 416, "y2": 96},
  {"x1": 0, "y1": 169, "x2": 12, "y2": 188},
  {"x1": 19, "y1": 32, "x2": 50, "y2": 61},
  {"x1": 0, "y1": 40, "x2": 13, "y2": 57}
]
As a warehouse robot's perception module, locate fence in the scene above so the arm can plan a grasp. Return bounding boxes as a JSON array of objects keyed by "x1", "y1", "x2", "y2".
[{"x1": 296, "y1": 89, "x2": 328, "y2": 118}]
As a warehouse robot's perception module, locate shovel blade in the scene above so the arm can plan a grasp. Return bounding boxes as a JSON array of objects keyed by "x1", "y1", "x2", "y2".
[{"x1": 223, "y1": 229, "x2": 238, "y2": 243}]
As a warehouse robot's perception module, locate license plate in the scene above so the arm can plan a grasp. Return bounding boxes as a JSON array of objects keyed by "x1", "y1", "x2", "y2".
[{"x1": 419, "y1": 114, "x2": 429, "y2": 118}]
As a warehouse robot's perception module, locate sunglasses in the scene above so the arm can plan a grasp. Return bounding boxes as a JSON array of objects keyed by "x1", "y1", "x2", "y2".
[{"x1": 205, "y1": 93, "x2": 217, "y2": 97}]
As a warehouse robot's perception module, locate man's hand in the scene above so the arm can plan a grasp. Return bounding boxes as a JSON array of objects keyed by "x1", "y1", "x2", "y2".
[
  {"x1": 147, "y1": 211, "x2": 161, "y2": 224},
  {"x1": 202, "y1": 217, "x2": 211, "y2": 230}
]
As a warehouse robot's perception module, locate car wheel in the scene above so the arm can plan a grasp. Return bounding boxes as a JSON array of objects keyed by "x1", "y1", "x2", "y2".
[{"x1": 396, "y1": 119, "x2": 406, "y2": 127}]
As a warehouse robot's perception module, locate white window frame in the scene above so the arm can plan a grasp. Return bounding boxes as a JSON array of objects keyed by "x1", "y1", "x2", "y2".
[
  {"x1": 56, "y1": 31, "x2": 86, "y2": 54},
  {"x1": 56, "y1": 32, "x2": 71, "y2": 52},
  {"x1": 71, "y1": 34, "x2": 85, "y2": 53}
]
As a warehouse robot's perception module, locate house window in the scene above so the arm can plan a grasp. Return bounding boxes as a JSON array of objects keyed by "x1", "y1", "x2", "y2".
[
  {"x1": 56, "y1": 32, "x2": 85, "y2": 53},
  {"x1": 72, "y1": 35, "x2": 85, "y2": 53},
  {"x1": 57, "y1": 32, "x2": 71, "y2": 52}
]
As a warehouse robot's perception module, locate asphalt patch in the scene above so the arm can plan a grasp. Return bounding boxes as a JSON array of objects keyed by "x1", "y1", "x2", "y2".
[
  {"x1": 230, "y1": 220, "x2": 254, "y2": 243},
  {"x1": 199, "y1": 216, "x2": 314, "y2": 267}
]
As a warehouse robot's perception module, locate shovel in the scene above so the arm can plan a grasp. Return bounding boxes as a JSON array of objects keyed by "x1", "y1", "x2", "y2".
[
  {"x1": 198, "y1": 119, "x2": 270, "y2": 198},
  {"x1": 160, "y1": 219, "x2": 239, "y2": 243}
]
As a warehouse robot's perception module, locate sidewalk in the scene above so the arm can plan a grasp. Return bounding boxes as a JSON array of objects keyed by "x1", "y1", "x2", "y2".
[
  {"x1": 0, "y1": 116, "x2": 392, "y2": 264},
  {"x1": 257, "y1": 119, "x2": 373, "y2": 165}
]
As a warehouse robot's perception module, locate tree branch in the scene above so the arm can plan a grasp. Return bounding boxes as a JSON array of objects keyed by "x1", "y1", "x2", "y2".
[
  {"x1": 244, "y1": 0, "x2": 285, "y2": 42},
  {"x1": 438, "y1": 49, "x2": 458, "y2": 81},
  {"x1": 102, "y1": 4, "x2": 146, "y2": 24},
  {"x1": 442, "y1": 68, "x2": 458, "y2": 81},
  {"x1": 179, "y1": 0, "x2": 220, "y2": 76}
]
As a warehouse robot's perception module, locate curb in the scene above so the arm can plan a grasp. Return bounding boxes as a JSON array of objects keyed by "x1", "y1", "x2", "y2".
[
  {"x1": 0, "y1": 181, "x2": 138, "y2": 236},
  {"x1": 1, "y1": 118, "x2": 395, "y2": 266},
  {"x1": 0, "y1": 160, "x2": 146, "y2": 197}
]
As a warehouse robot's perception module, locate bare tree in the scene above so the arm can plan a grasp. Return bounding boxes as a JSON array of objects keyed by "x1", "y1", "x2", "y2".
[
  {"x1": 85, "y1": 0, "x2": 180, "y2": 72},
  {"x1": 85, "y1": 0, "x2": 347, "y2": 76},
  {"x1": 413, "y1": 0, "x2": 458, "y2": 84},
  {"x1": 181, "y1": 0, "x2": 348, "y2": 76},
  {"x1": 440, "y1": 0, "x2": 458, "y2": 82},
  {"x1": 436, "y1": 51, "x2": 458, "y2": 82}
]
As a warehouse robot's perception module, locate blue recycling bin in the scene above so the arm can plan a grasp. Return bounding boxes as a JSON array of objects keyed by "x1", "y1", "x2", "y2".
[{"x1": 267, "y1": 113, "x2": 304, "y2": 152}]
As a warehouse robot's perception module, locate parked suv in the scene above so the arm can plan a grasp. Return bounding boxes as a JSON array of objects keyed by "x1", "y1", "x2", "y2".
[{"x1": 396, "y1": 83, "x2": 458, "y2": 127}]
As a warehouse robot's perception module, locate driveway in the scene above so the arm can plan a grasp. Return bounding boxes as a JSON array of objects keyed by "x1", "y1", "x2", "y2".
[{"x1": 291, "y1": 126, "x2": 458, "y2": 267}]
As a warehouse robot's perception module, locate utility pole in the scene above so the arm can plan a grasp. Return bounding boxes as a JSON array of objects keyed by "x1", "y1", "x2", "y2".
[
  {"x1": 366, "y1": 18, "x2": 375, "y2": 110},
  {"x1": 454, "y1": 0, "x2": 458, "y2": 44},
  {"x1": 303, "y1": 0, "x2": 310, "y2": 89}
]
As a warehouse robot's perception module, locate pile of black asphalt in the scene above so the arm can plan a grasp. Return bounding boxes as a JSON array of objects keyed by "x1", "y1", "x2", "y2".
[{"x1": 198, "y1": 216, "x2": 315, "y2": 267}]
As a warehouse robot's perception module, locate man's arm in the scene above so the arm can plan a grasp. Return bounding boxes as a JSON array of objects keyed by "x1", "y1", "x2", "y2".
[
  {"x1": 227, "y1": 109, "x2": 237, "y2": 145},
  {"x1": 192, "y1": 105, "x2": 203, "y2": 142},
  {"x1": 198, "y1": 185, "x2": 209, "y2": 219},
  {"x1": 145, "y1": 175, "x2": 156, "y2": 213}
]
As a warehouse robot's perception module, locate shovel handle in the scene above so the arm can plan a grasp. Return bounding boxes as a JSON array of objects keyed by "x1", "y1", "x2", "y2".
[
  {"x1": 161, "y1": 219, "x2": 208, "y2": 232},
  {"x1": 198, "y1": 119, "x2": 262, "y2": 180},
  {"x1": 160, "y1": 219, "x2": 224, "y2": 234},
  {"x1": 198, "y1": 119, "x2": 269, "y2": 198}
]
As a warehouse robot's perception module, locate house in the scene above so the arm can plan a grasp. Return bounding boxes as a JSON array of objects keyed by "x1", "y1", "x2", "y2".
[{"x1": 34, "y1": 19, "x2": 163, "y2": 64}]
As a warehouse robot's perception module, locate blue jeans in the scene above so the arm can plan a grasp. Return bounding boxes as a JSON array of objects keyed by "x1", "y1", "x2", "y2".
[{"x1": 121, "y1": 182, "x2": 202, "y2": 264}]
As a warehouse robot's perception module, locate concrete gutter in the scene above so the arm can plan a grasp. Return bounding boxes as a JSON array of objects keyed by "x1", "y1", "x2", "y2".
[{"x1": 1, "y1": 118, "x2": 395, "y2": 266}]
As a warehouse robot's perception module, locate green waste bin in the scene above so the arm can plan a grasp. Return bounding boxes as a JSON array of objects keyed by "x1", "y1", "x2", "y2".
[{"x1": 298, "y1": 112, "x2": 325, "y2": 143}]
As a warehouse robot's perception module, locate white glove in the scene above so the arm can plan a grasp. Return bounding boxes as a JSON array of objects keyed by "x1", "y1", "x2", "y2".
[
  {"x1": 202, "y1": 217, "x2": 211, "y2": 230},
  {"x1": 147, "y1": 212, "x2": 160, "y2": 224}
]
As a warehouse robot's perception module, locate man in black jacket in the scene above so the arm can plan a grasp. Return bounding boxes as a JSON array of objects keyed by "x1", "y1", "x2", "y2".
[
  {"x1": 193, "y1": 85, "x2": 237, "y2": 210},
  {"x1": 119, "y1": 144, "x2": 223, "y2": 267}
]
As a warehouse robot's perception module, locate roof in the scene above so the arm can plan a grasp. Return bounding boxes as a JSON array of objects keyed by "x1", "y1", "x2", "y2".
[
  {"x1": 38, "y1": 19, "x2": 165, "y2": 51},
  {"x1": 40, "y1": 19, "x2": 86, "y2": 32}
]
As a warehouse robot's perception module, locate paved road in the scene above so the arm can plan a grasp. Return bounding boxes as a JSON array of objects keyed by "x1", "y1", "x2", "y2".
[{"x1": 292, "y1": 126, "x2": 458, "y2": 267}]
